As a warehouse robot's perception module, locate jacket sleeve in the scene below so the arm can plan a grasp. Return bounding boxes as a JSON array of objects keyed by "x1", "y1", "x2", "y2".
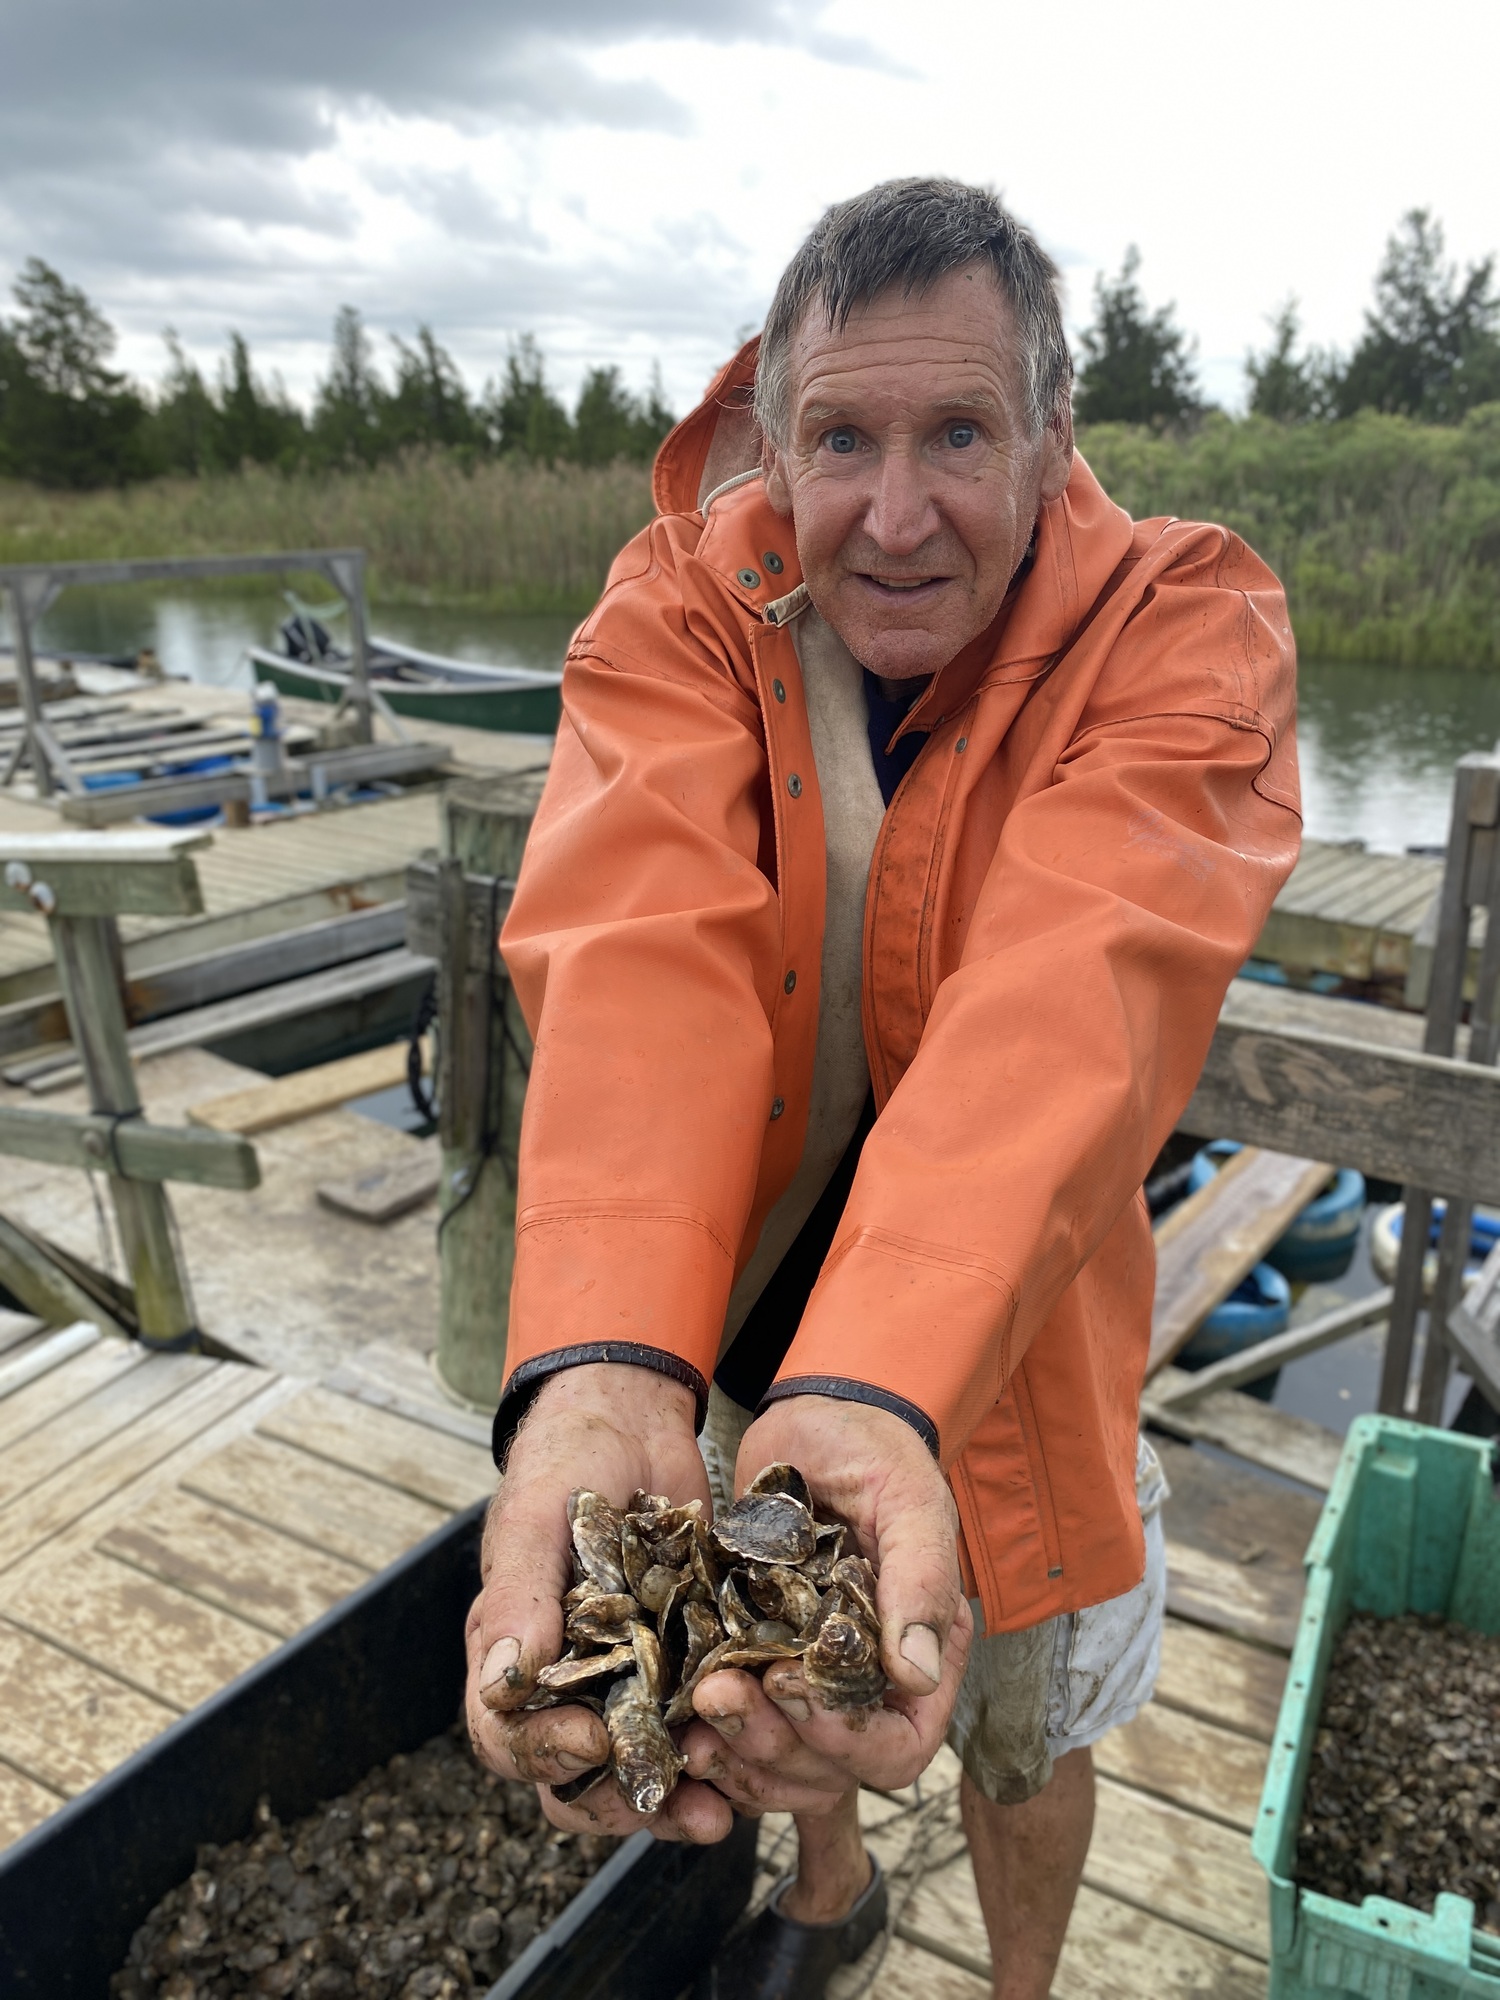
[
  {"x1": 493, "y1": 546, "x2": 781, "y2": 1447},
  {"x1": 766, "y1": 546, "x2": 1302, "y2": 1466}
]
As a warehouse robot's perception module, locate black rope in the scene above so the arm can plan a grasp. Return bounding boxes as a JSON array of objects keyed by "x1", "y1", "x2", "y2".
[{"x1": 407, "y1": 975, "x2": 439, "y2": 1125}]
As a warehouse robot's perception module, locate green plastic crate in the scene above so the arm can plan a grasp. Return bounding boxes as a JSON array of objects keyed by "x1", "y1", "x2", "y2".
[{"x1": 1254, "y1": 1415, "x2": 1500, "y2": 1997}]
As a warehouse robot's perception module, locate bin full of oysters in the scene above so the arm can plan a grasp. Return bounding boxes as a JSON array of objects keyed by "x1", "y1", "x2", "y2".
[{"x1": 524, "y1": 1463, "x2": 888, "y2": 1815}]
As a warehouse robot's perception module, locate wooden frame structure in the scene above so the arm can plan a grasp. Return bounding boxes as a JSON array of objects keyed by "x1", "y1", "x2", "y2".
[
  {"x1": 0, "y1": 830, "x2": 258, "y2": 1348},
  {"x1": 0, "y1": 549, "x2": 377, "y2": 799}
]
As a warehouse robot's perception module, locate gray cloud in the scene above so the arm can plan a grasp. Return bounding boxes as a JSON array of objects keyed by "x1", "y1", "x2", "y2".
[{"x1": 0, "y1": 0, "x2": 864, "y2": 406}]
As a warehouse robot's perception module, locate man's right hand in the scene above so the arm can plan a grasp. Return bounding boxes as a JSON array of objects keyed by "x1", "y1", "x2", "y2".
[{"x1": 463, "y1": 1362, "x2": 734, "y2": 1843}]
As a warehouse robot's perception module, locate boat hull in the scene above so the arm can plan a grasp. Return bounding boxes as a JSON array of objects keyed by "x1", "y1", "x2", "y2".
[{"x1": 253, "y1": 653, "x2": 561, "y2": 735}]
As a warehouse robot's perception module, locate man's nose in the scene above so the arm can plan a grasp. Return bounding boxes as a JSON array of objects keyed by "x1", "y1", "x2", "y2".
[{"x1": 861, "y1": 447, "x2": 941, "y2": 556}]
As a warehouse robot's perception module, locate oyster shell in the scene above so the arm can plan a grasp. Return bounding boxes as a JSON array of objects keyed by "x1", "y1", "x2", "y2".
[
  {"x1": 606, "y1": 1673, "x2": 685, "y2": 1815},
  {"x1": 540, "y1": 1464, "x2": 889, "y2": 1805}
]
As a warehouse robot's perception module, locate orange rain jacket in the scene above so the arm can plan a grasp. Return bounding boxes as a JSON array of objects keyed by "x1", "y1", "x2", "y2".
[{"x1": 495, "y1": 342, "x2": 1301, "y2": 1634}]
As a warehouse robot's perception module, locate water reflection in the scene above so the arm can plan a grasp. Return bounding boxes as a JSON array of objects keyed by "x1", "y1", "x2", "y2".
[{"x1": 8, "y1": 586, "x2": 1500, "y2": 854}]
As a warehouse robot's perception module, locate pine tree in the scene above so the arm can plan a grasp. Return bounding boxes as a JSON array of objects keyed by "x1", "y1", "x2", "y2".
[
  {"x1": 1336, "y1": 210, "x2": 1500, "y2": 422},
  {"x1": 1073, "y1": 248, "x2": 1202, "y2": 428},
  {"x1": 1246, "y1": 302, "x2": 1335, "y2": 423}
]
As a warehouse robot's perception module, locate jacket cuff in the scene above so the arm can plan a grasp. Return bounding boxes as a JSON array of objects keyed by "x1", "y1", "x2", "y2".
[
  {"x1": 491, "y1": 1343, "x2": 710, "y2": 1469},
  {"x1": 757, "y1": 1376, "x2": 940, "y2": 1459}
]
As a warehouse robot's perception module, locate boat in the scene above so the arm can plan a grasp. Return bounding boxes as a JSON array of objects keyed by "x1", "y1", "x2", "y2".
[{"x1": 247, "y1": 617, "x2": 562, "y2": 735}]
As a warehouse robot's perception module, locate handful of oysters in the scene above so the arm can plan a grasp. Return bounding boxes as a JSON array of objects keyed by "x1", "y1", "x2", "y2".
[{"x1": 525, "y1": 1463, "x2": 888, "y2": 1814}]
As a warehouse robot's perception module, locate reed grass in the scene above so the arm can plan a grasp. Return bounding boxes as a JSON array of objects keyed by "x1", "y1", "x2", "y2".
[
  {"x1": 2, "y1": 407, "x2": 1499, "y2": 664},
  {"x1": 0, "y1": 453, "x2": 657, "y2": 615}
]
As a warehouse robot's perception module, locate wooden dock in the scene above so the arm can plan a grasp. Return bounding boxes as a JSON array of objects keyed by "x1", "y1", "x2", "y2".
[{"x1": 1254, "y1": 836, "x2": 1447, "y2": 1003}]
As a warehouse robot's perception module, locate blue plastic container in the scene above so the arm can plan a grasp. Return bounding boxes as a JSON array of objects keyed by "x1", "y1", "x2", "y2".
[
  {"x1": 1178, "y1": 1260, "x2": 1292, "y2": 1399},
  {"x1": 1190, "y1": 1141, "x2": 1366, "y2": 1285}
]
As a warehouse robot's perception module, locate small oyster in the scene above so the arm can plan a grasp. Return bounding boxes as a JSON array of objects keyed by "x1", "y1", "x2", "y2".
[
  {"x1": 568, "y1": 1491, "x2": 629, "y2": 1594},
  {"x1": 606, "y1": 1674, "x2": 685, "y2": 1814},
  {"x1": 713, "y1": 1486, "x2": 817, "y2": 1566},
  {"x1": 803, "y1": 1611, "x2": 886, "y2": 1711}
]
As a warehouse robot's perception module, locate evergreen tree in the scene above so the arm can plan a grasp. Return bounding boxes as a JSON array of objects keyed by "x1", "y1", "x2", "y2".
[
  {"x1": 1246, "y1": 301, "x2": 1336, "y2": 423},
  {"x1": 1337, "y1": 210, "x2": 1500, "y2": 422},
  {"x1": 216, "y1": 332, "x2": 304, "y2": 467},
  {"x1": 385, "y1": 326, "x2": 477, "y2": 453},
  {"x1": 629, "y1": 363, "x2": 677, "y2": 460},
  {"x1": 0, "y1": 259, "x2": 149, "y2": 486},
  {"x1": 572, "y1": 365, "x2": 639, "y2": 466},
  {"x1": 311, "y1": 306, "x2": 388, "y2": 465},
  {"x1": 1073, "y1": 248, "x2": 1202, "y2": 427},
  {"x1": 487, "y1": 335, "x2": 573, "y2": 461},
  {"x1": 149, "y1": 332, "x2": 218, "y2": 474}
]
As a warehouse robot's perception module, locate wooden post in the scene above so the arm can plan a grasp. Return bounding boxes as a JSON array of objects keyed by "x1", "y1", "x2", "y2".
[
  {"x1": 49, "y1": 914, "x2": 196, "y2": 1347},
  {"x1": 424, "y1": 774, "x2": 543, "y2": 1409},
  {"x1": 1379, "y1": 753, "x2": 1500, "y2": 1418},
  {"x1": 7, "y1": 580, "x2": 53, "y2": 799}
]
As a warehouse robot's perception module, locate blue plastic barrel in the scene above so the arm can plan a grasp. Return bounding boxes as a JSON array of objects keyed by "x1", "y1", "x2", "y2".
[
  {"x1": 1177, "y1": 1261, "x2": 1292, "y2": 1400},
  {"x1": 1189, "y1": 1140, "x2": 1366, "y2": 1284}
]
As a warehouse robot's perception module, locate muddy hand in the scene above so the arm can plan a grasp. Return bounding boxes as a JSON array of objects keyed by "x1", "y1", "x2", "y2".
[
  {"x1": 463, "y1": 1362, "x2": 732, "y2": 1841},
  {"x1": 732, "y1": 1393, "x2": 972, "y2": 1789}
]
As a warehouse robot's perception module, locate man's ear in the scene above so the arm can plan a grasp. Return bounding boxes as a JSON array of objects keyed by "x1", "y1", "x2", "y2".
[
  {"x1": 763, "y1": 437, "x2": 794, "y2": 517},
  {"x1": 1038, "y1": 393, "x2": 1074, "y2": 505}
]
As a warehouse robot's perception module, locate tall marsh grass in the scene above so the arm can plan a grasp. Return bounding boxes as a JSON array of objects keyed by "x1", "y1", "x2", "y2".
[
  {"x1": 0, "y1": 453, "x2": 657, "y2": 615},
  {"x1": 3, "y1": 408, "x2": 1499, "y2": 663}
]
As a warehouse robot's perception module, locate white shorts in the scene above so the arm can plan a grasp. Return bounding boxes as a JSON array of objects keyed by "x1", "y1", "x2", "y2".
[{"x1": 700, "y1": 1387, "x2": 1168, "y2": 1805}]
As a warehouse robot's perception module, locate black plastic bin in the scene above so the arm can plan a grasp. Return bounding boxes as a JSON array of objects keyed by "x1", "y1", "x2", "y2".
[{"x1": 0, "y1": 1499, "x2": 756, "y2": 1999}]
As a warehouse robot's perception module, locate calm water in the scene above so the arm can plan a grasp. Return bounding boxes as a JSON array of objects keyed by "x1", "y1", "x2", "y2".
[{"x1": 8, "y1": 584, "x2": 1500, "y2": 850}]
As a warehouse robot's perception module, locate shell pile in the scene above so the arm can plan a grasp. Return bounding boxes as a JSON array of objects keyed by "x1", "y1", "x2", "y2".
[{"x1": 525, "y1": 1463, "x2": 888, "y2": 1814}]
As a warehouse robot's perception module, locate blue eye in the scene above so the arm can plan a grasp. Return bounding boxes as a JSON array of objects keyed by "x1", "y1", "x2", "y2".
[
  {"x1": 947, "y1": 422, "x2": 978, "y2": 448},
  {"x1": 825, "y1": 428, "x2": 858, "y2": 455}
]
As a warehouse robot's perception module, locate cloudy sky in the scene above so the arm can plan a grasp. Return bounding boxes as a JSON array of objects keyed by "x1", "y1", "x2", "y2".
[{"x1": 2, "y1": 0, "x2": 1496, "y2": 418}]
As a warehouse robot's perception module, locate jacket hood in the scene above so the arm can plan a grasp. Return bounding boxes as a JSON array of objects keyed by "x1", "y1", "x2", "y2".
[{"x1": 652, "y1": 336, "x2": 762, "y2": 517}]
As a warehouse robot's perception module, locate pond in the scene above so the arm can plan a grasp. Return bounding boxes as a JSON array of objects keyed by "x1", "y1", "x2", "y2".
[{"x1": 10, "y1": 583, "x2": 1500, "y2": 848}]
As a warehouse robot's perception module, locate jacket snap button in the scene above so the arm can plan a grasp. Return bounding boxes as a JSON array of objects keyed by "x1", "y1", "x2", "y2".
[
  {"x1": 770, "y1": 1097, "x2": 785, "y2": 1120},
  {"x1": 764, "y1": 552, "x2": 784, "y2": 574},
  {"x1": 784, "y1": 970, "x2": 796, "y2": 994},
  {"x1": 772, "y1": 679, "x2": 786, "y2": 703},
  {"x1": 787, "y1": 773, "x2": 803, "y2": 797},
  {"x1": 955, "y1": 736, "x2": 968, "y2": 753},
  {"x1": 737, "y1": 567, "x2": 761, "y2": 589}
]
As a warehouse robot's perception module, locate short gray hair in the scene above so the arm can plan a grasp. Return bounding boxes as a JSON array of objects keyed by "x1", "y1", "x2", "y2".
[{"x1": 755, "y1": 177, "x2": 1071, "y2": 444}]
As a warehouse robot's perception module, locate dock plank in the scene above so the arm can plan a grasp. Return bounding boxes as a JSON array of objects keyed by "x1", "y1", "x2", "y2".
[
  {"x1": 0, "y1": 1350, "x2": 212, "y2": 1514},
  {"x1": 1086, "y1": 1777, "x2": 1268, "y2": 1960},
  {"x1": 1146, "y1": 1377, "x2": 1344, "y2": 1492},
  {"x1": 0, "y1": 1360, "x2": 273, "y2": 1574},
  {"x1": 1095, "y1": 1702, "x2": 1268, "y2": 1833},
  {"x1": 258, "y1": 1383, "x2": 495, "y2": 1512},
  {"x1": 182, "y1": 1430, "x2": 448, "y2": 1570},
  {"x1": 1155, "y1": 1617, "x2": 1286, "y2": 1742},
  {"x1": 100, "y1": 1490, "x2": 367, "y2": 1638},
  {"x1": 834, "y1": 1936, "x2": 988, "y2": 1999},
  {"x1": 0, "y1": 1760, "x2": 62, "y2": 1847},
  {"x1": 0, "y1": 1617, "x2": 176, "y2": 1795},
  {"x1": 0, "y1": 1335, "x2": 145, "y2": 1456},
  {"x1": 0, "y1": 1546, "x2": 274, "y2": 1712},
  {"x1": 901, "y1": 1865, "x2": 1267, "y2": 2000}
]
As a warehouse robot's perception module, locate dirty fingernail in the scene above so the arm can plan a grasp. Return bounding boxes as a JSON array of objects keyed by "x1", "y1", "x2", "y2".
[
  {"x1": 556, "y1": 1750, "x2": 599, "y2": 1774},
  {"x1": 899, "y1": 1623, "x2": 942, "y2": 1687},
  {"x1": 772, "y1": 1694, "x2": 811, "y2": 1723},
  {"x1": 705, "y1": 1711, "x2": 743, "y2": 1739},
  {"x1": 480, "y1": 1637, "x2": 522, "y2": 1691}
]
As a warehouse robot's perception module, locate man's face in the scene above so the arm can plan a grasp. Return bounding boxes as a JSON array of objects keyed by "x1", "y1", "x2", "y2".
[{"x1": 764, "y1": 263, "x2": 1072, "y2": 680}]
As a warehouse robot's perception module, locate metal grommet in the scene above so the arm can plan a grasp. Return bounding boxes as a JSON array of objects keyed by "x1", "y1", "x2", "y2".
[
  {"x1": 770, "y1": 1097, "x2": 785, "y2": 1121},
  {"x1": 784, "y1": 970, "x2": 797, "y2": 994},
  {"x1": 764, "y1": 552, "x2": 784, "y2": 574},
  {"x1": 772, "y1": 679, "x2": 786, "y2": 703},
  {"x1": 737, "y1": 567, "x2": 761, "y2": 589},
  {"x1": 1047, "y1": 1566, "x2": 1063, "y2": 1579},
  {"x1": 787, "y1": 773, "x2": 803, "y2": 797},
  {"x1": 955, "y1": 736, "x2": 968, "y2": 753}
]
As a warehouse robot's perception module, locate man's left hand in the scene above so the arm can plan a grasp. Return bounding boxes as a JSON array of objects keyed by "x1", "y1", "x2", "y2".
[{"x1": 680, "y1": 1393, "x2": 972, "y2": 1814}]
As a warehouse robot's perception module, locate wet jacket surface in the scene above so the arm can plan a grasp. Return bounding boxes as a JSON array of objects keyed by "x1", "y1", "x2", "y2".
[{"x1": 494, "y1": 346, "x2": 1301, "y2": 1633}]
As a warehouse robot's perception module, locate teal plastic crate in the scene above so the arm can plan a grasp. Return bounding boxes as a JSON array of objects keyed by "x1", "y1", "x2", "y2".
[{"x1": 1254, "y1": 1416, "x2": 1500, "y2": 1997}]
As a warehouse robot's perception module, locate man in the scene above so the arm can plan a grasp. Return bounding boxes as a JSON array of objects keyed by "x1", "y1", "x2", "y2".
[{"x1": 466, "y1": 178, "x2": 1300, "y2": 2000}]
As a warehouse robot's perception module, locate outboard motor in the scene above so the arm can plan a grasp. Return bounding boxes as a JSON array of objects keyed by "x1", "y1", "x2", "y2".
[{"x1": 280, "y1": 612, "x2": 334, "y2": 662}]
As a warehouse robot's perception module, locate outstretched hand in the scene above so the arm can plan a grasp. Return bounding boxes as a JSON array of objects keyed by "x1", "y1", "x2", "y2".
[
  {"x1": 463, "y1": 1363, "x2": 734, "y2": 1844},
  {"x1": 678, "y1": 1394, "x2": 971, "y2": 1816}
]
